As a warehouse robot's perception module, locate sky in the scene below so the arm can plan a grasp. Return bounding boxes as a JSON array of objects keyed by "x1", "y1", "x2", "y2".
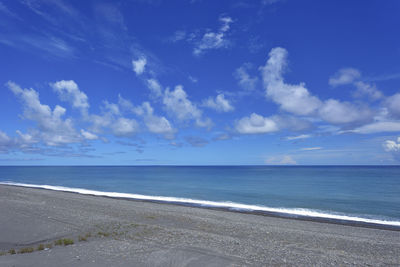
[{"x1": 0, "y1": 0, "x2": 400, "y2": 165}]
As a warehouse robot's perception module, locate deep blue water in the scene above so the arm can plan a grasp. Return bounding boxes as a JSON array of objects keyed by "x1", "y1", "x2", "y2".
[{"x1": 0, "y1": 166, "x2": 399, "y2": 223}]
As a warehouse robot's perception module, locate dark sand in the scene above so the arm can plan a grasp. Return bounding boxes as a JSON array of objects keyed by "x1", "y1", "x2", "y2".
[{"x1": 0, "y1": 185, "x2": 399, "y2": 266}]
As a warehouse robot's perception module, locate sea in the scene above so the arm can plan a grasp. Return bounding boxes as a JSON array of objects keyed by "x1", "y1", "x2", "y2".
[{"x1": 1, "y1": 166, "x2": 399, "y2": 228}]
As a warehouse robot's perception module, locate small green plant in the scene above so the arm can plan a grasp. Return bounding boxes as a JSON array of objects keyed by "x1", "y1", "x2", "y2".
[
  {"x1": 45, "y1": 243, "x2": 52, "y2": 249},
  {"x1": 78, "y1": 235, "x2": 87, "y2": 242},
  {"x1": 85, "y1": 232, "x2": 91, "y2": 238},
  {"x1": 0, "y1": 251, "x2": 7, "y2": 256},
  {"x1": 18, "y1": 247, "x2": 34, "y2": 254},
  {"x1": 37, "y1": 244, "x2": 45, "y2": 251},
  {"x1": 54, "y1": 239, "x2": 63, "y2": 246},
  {"x1": 62, "y1": 238, "x2": 74, "y2": 246},
  {"x1": 8, "y1": 249, "x2": 16, "y2": 255}
]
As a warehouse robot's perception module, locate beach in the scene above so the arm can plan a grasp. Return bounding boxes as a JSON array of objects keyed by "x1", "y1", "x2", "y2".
[{"x1": 0, "y1": 184, "x2": 399, "y2": 266}]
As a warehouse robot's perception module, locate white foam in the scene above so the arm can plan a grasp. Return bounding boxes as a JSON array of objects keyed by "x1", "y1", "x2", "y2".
[{"x1": 2, "y1": 181, "x2": 400, "y2": 227}]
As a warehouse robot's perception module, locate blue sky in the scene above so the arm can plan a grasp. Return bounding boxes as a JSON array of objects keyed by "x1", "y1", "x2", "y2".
[{"x1": 1, "y1": 0, "x2": 400, "y2": 165}]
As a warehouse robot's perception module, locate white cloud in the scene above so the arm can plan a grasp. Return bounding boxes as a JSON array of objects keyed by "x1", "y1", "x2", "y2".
[
  {"x1": 146, "y1": 78, "x2": 163, "y2": 98},
  {"x1": 383, "y1": 137, "x2": 400, "y2": 152},
  {"x1": 112, "y1": 117, "x2": 139, "y2": 137},
  {"x1": 7, "y1": 81, "x2": 80, "y2": 146},
  {"x1": 193, "y1": 16, "x2": 233, "y2": 55},
  {"x1": 50, "y1": 80, "x2": 89, "y2": 113},
  {"x1": 103, "y1": 100, "x2": 120, "y2": 115},
  {"x1": 386, "y1": 93, "x2": 400, "y2": 118},
  {"x1": 133, "y1": 102, "x2": 175, "y2": 137},
  {"x1": 353, "y1": 81, "x2": 383, "y2": 100},
  {"x1": 319, "y1": 99, "x2": 373, "y2": 125},
  {"x1": 270, "y1": 115, "x2": 312, "y2": 132},
  {"x1": 80, "y1": 129, "x2": 98, "y2": 140},
  {"x1": 235, "y1": 113, "x2": 312, "y2": 135},
  {"x1": 286, "y1": 134, "x2": 312, "y2": 140},
  {"x1": 88, "y1": 113, "x2": 112, "y2": 134},
  {"x1": 260, "y1": 48, "x2": 378, "y2": 127},
  {"x1": 260, "y1": 47, "x2": 322, "y2": 116},
  {"x1": 265, "y1": 155, "x2": 297, "y2": 165},
  {"x1": 329, "y1": 68, "x2": 383, "y2": 101},
  {"x1": 351, "y1": 121, "x2": 400, "y2": 134},
  {"x1": 16, "y1": 130, "x2": 37, "y2": 145},
  {"x1": 87, "y1": 99, "x2": 140, "y2": 138},
  {"x1": 235, "y1": 113, "x2": 279, "y2": 134},
  {"x1": 329, "y1": 68, "x2": 361, "y2": 87},
  {"x1": 0, "y1": 131, "x2": 14, "y2": 153},
  {"x1": 163, "y1": 85, "x2": 211, "y2": 128},
  {"x1": 117, "y1": 96, "x2": 175, "y2": 137},
  {"x1": 132, "y1": 56, "x2": 147, "y2": 75},
  {"x1": 300, "y1": 147, "x2": 322, "y2": 151},
  {"x1": 234, "y1": 64, "x2": 258, "y2": 91},
  {"x1": 202, "y1": 94, "x2": 234, "y2": 112}
]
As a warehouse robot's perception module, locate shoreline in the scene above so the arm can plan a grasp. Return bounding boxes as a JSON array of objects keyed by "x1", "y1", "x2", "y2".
[
  {"x1": 1, "y1": 184, "x2": 400, "y2": 266},
  {"x1": 1, "y1": 182, "x2": 399, "y2": 231}
]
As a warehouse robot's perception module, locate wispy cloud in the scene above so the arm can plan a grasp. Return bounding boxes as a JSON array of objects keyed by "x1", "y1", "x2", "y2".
[
  {"x1": 300, "y1": 147, "x2": 322, "y2": 151},
  {"x1": 286, "y1": 134, "x2": 312, "y2": 140}
]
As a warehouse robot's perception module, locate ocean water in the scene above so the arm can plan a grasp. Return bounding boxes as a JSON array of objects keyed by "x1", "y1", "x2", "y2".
[{"x1": 0, "y1": 166, "x2": 399, "y2": 226}]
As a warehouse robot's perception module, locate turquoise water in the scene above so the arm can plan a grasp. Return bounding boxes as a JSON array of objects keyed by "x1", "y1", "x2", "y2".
[{"x1": 0, "y1": 166, "x2": 399, "y2": 224}]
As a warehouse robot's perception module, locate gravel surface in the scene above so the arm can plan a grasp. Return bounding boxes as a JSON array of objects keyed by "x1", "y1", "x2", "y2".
[{"x1": 0, "y1": 184, "x2": 399, "y2": 266}]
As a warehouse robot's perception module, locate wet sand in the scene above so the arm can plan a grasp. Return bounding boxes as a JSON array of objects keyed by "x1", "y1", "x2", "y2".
[{"x1": 0, "y1": 184, "x2": 399, "y2": 266}]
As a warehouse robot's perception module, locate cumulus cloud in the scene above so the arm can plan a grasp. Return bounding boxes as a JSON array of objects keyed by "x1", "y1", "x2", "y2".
[
  {"x1": 103, "y1": 100, "x2": 120, "y2": 115},
  {"x1": 329, "y1": 68, "x2": 384, "y2": 102},
  {"x1": 353, "y1": 81, "x2": 383, "y2": 100},
  {"x1": 383, "y1": 137, "x2": 400, "y2": 161},
  {"x1": 235, "y1": 113, "x2": 312, "y2": 135},
  {"x1": 235, "y1": 113, "x2": 279, "y2": 134},
  {"x1": 132, "y1": 56, "x2": 147, "y2": 75},
  {"x1": 118, "y1": 95, "x2": 175, "y2": 138},
  {"x1": 202, "y1": 94, "x2": 234, "y2": 112},
  {"x1": 193, "y1": 16, "x2": 233, "y2": 55},
  {"x1": 329, "y1": 68, "x2": 361, "y2": 87},
  {"x1": 7, "y1": 81, "x2": 80, "y2": 146},
  {"x1": 87, "y1": 107, "x2": 139, "y2": 138},
  {"x1": 265, "y1": 155, "x2": 297, "y2": 165},
  {"x1": 51, "y1": 80, "x2": 89, "y2": 113},
  {"x1": 112, "y1": 117, "x2": 139, "y2": 137},
  {"x1": 260, "y1": 47, "x2": 322, "y2": 116},
  {"x1": 0, "y1": 131, "x2": 15, "y2": 153},
  {"x1": 234, "y1": 63, "x2": 258, "y2": 91},
  {"x1": 163, "y1": 85, "x2": 211, "y2": 128},
  {"x1": 386, "y1": 93, "x2": 400, "y2": 118},
  {"x1": 80, "y1": 129, "x2": 98, "y2": 140},
  {"x1": 383, "y1": 137, "x2": 400, "y2": 152},
  {"x1": 260, "y1": 47, "x2": 376, "y2": 127},
  {"x1": 318, "y1": 99, "x2": 373, "y2": 125},
  {"x1": 132, "y1": 101, "x2": 175, "y2": 138}
]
